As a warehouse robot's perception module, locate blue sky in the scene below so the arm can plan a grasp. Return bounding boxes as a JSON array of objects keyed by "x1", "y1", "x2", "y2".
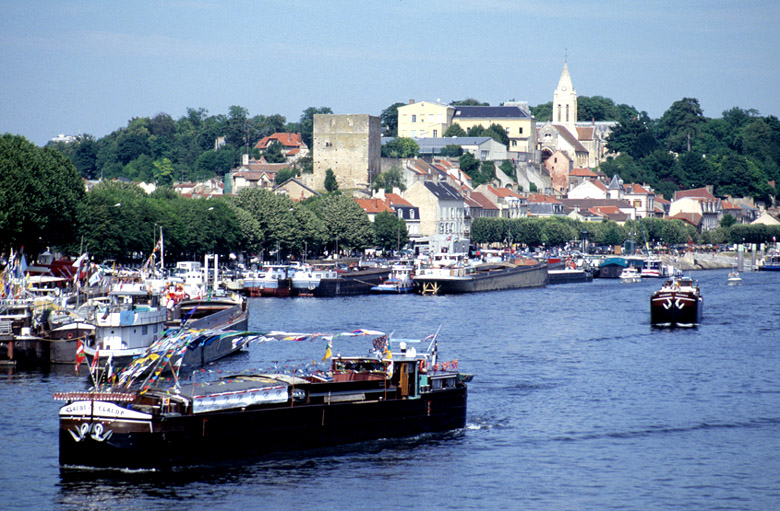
[{"x1": 2, "y1": 0, "x2": 779, "y2": 146}]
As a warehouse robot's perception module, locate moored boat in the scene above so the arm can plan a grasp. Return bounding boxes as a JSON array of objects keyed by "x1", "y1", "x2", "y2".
[
  {"x1": 650, "y1": 276, "x2": 703, "y2": 327},
  {"x1": 758, "y1": 252, "x2": 780, "y2": 271},
  {"x1": 413, "y1": 253, "x2": 547, "y2": 295},
  {"x1": 371, "y1": 264, "x2": 415, "y2": 293},
  {"x1": 241, "y1": 265, "x2": 293, "y2": 297},
  {"x1": 55, "y1": 332, "x2": 470, "y2": 469},
  {"x1": 619, "y1": 266, "x2": 642, "y2": 283},
  {"x1": 290, "y1": 263, "x2": 338, "y2": 296}
]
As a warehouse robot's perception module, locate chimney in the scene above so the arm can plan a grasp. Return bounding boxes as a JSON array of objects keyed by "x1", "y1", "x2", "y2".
[
  {"x1": 409, "y1": 99, "x2": 415, "y2": 104},
  {"x1": 242, "y1": 153, "x2": 249, "y2": 166}
]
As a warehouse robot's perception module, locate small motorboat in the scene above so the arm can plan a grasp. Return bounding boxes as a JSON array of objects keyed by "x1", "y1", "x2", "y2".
[
  {"x1": 727, "y1": 271, "x2": 742, "y2": 286},
  {"x1": 619, "y1": 266, "x2": 641, "y2": 283}
]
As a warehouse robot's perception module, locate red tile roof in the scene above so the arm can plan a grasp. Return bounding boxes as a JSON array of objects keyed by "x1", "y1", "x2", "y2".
[
  {"x1": 576, "y1": 126, "x2": 595, "y2": 140},
  {"x1": 469, "y1": 192, "x2": 499, "y2": 210},
  {"x1": 255, "y1": 132, "x2": 305, "y2": 150},
  {"x1": 569, "y1": 167, "x2": 597, "y2": 177},
  {"x1": 384, "y1": 193, "x2": 413, "y2": 207},
  {"x1": 669, "y1": 212, "x2": 703, "y2": 227},
  {"x1": 673, "y1": 187, "x2": 716, "y2": 201},
  {"x1": 526, "y1": 193, "x2": 560, "y2": 204},
  {"x1": 487, "y1": 185, "x2": 522, "y2": 199},
  {"x1": 355, "y1": 198, "x2": 394, "y2": 214},
  {"x1": 625, "y1": 183, "x2": 652, "y2": 195}
]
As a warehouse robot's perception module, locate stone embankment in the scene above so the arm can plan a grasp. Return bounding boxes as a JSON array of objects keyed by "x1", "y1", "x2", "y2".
[{"x1": 661, "y1": 252, "x2": 749, "y2": 271}]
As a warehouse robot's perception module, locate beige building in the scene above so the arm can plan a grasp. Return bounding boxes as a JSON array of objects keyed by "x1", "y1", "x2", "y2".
[
  {"x1": 311, "y1": 114, "x2": 382, "y2": 191},
  {"x1": 397, "y1": 100, "x2": 453, "y2": 139},
  {"x1": 404, "y1": 180, "x2": 466, "y2": 238},
  {"x1": 452, "y1": 105, "x2": 536, "y2": 154}
]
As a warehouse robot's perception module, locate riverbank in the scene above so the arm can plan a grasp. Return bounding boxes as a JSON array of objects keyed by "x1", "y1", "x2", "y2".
[{"x1": 660, "y1": 251, "x2": 746, "y2": 271}]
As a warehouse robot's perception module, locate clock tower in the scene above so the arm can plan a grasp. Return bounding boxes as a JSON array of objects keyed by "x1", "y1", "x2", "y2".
[{"x1": 553, "y1": 60, "x2": 577, "y2": 134}]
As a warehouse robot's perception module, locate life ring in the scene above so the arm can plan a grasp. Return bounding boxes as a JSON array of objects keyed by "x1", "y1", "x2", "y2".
[
  {"x1": 419, "y1": 359, "x2": 427, "y2": 372},
  {"x1": 66, "y1": 332, "x2": 73, "y2": 340}
]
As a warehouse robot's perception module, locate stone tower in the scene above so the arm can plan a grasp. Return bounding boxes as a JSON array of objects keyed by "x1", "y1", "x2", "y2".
[
  {"x1": 553, "y1": 60, "x2": 577, "y2": 134},
  {"x1": 311, "y1": 114, "x2": 381, "y2": 191}
]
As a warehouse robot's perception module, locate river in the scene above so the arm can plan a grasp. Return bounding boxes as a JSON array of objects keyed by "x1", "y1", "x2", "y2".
[{"x1": 2, "y1": 268, "x2": 779, "y2": 510}]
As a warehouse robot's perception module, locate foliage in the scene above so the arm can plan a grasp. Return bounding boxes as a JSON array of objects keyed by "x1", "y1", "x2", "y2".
[
  {"x1": 449, "y1": 98, "x2": 489, "y2": 106},
  {"x1": 459, "y1": 153, "x2": 481, "y2": 184},
  {"x1": 381, "y1": 137, "x2": 419, "y2": 158},
  {"x1": 275, "y1": 167, "x2": 297, "y2": 185},
  {"x1": 499, "y1": 160, "x2": 516, "y2": 180},
  {"x1": 372, "y1": 166, "x2": 406, "y2": 193},
  {"x1": 299, "y1": 106, "x2": 333, "y2": 149},
  {"x1": 373, "y1": 211, "x2": 408, "y2": 251},
  {"x1": 381, "y1": 102, "x2": 406, "y2": 137},
  {"x1": 263, "y1": 141, "x2": 286, "y2": 163},
  {"x1": 324, "y1": 169, "x2": 339, "y2": 193},
  {"x1": 466, "y1": 124, "x2": 509, "y2": 146},
  {"x1": 309, "y1": 194, "x2": 374, "y2": 252},
  {"x1": 443, "y1": 124, "x2": 466, "y2": 137},
  {"x1": 440, "y1": 144, "x2": 463, "y2": 157},
  {"x1": 0, "y1": 134, "x2": 85, "y2": 254}
]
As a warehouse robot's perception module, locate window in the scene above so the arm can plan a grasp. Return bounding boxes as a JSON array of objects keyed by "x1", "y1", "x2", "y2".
[
  {"x1": 512, "y1": 140, "x2": 517, "y2": 147},
  {"x1": 411, "y1": 130, "x2": 416, "y2": 137},
  {"x1": 412, "y1": 115, "x2": 417, "y2": 123},
  {"x1": 557, "y1": 105, "x2": 561, "y2": 122},
  {"x1": 433, "y1": 129, "x2": 437, "y2": 137},
  {"x1": 410, "y1": 210, "x2": 415, "y2": 219},
  {"x1": 506, "y1": 127, "x2": 511, "y2": 135},
  {"x1": 519, "y1": 127, "x2": 523, "y2": 134},
  {"x1": 566, "y1": 105, "x2": 569, "y2": 122}
]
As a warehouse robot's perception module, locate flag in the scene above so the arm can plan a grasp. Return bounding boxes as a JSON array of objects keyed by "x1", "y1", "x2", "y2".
[
  {"x1": 322, "y1": 341, "x2": 332, "y2": 362},
  {"x1": 90, "y1": 349, "x2": 100, "y2": 374},
  {"x1": 75, "y1": 339, "x2": 86, "y2": 374}
]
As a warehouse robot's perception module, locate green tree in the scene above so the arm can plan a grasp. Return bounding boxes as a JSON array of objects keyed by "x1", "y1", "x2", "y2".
[
  {"x1": 299, "y1": 106, "x2": 333, "y2": 149},
  {"x1": 459, "y1": 153, "x2": 481, "y2": 183},
  {"x1": 443, "y1": 124, "x2": 466, "y2": 137},
  {"x1": 310, "y1": 194, "x2": 374, "y2": 253},
  {"x1": 720, "y1": 214, "x2": 737, "y2": 228},
  {"x1": 380, "y1": 102, "x2": 406, "y2": 136},
  {"x1": 153, "y1": 158, "x2": 175, "y2": 187},
  {"x1": 499, "y1": 160, "x2": 515, "y2": 180},
  {"x1": 372, "y1": 166, "x2": 406, "y2": 192},
  {"x1": 324, "y1": 169, "x2": 339, "y2": 193},
  {"x1": 657, "y1": 97, "x2": 706, "y2": 153},
  {"x1": 373, "y1": 211, "x2": 408, "y2": 251},
  {"x1": 264, "y1": 141, "x2": 286, "y2": 163},
  {"x1": 0, "y1": 134, "x2": 85, "y2": 254},
  {"x1": 275, "y1": 167, "x2": 297, "y2": 185},
  {"x1": 440, "y1": 144, "x2": 463, "y2": 157},
  {"x1": 530, "y1": 102, "x2": 552, "y2": 122},
  {"x1": 381, "y1": 137, "x2": 419, "y2": 158},
  {"x1": 449, "y1": 98, "x2": 489, "y2": 106}
]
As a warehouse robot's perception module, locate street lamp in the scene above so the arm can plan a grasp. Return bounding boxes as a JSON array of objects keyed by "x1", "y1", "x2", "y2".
[{"x1": 581, "y1": 229, "x2": 589, "y2": 254}]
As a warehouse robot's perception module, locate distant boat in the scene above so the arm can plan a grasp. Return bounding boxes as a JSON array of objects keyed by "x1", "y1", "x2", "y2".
[
  {"x1": 619, "y1": 266, "x2": 642, "y2": 283},
  {"x1": 413, "y1": 253, "x2": 547, "y2": 295},
  {"x1": 371, "y1": 264, "x2": 415, "y2": 293},
  {"x1": 290, "y1": 263, "x2": 338, "y2": 296},
  {"x1": 727, "y1": 271, "x2": 742, "y2": 285},
  {"x1": 650, "y1": 276, "x2": 703, "y2": 327},
  {"x1": 242, "y1": 265, "x2": 293, "y2": 297},
  {"x1": 758, "y1": 252, "x2": 780, "y2": 271}
]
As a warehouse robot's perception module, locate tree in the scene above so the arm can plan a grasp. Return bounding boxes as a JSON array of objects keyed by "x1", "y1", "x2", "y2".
[
  {"x1": 530, "y1": 102, "x2": 552, "y2": 122},
  {"x1": 720, "y1": 214, "x2": 737, "y2": 228},
  {"x1": 263, "y1": 141, "x2": 286, "y2": 163},
  {"x1": 381, "y1": 137, "x2": 419, "y2": 158},
  {"x1": 299, "y1": 106, "x2": 333, "y2": 149},
  {"x1": 153, "y1": 158, "x2": 175, "y2": 187},
  {"x1": 372, "y1": 166, "x2": 406, "y2": 192},
  {"x1": 479, "y1": 161, "x2": 496, "y2": 185},
  {"x1": 440, "y1": 144, "x2": 463, "y2": 157},
  {"x1": 380, "y1": 102, "x2": 405, "y2": 136},
  {"x1": 373, "y1": 211, "x2": 408, "y2": 251},
  {"x1": 450, "y1": 98, "x2": 489, "y2": 106},
  {"x1": 310, "y1": 194, "x2": 374, "y2": 252},
  {"x1": 459, "y1": 153, "x2": 480, "y2": 182},
  {"x1": 0, "y1": 134, "x2": 85, "y2": 254},
  {"x1": 657, "y1": 98, "x2": 706, "y2": 153},
  {"x1": 443, "y1": 124, "x2": 466, "y2": 137},
  {"x1": 275, "y1": 167, "x2": 297, "y2": 185},
  {"x1": 324, "y1": 169, "x2": 339, "y2": 193}
]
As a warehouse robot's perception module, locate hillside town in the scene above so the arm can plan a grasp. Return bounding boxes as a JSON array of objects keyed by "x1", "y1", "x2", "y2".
[{"x1": 63, "y1": 61, "x2": 776, "y2": 256}]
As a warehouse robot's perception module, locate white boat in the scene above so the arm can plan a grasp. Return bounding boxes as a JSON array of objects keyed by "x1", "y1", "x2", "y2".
[
  {"x1": 83, "y1": 288, "x2": 168, "y2": 365},
  {"x1": 619, "y1": 266, "x2": 642, "y2": 283},
  {"x1": 371, "y1": 264, "x2": 415, "y2": 293},
  {"x1": 727, "y1": 271, "x2": 742, "y2": 285},
  {"x1": 242, "y1": 265, "x2": 292, "y2": 297},
  {"x1": 291, "y1": 263, "x2": 338, "y2": 295},
  {"x1": 640, "y1": 257, "x2": 664, "y2": 278}
]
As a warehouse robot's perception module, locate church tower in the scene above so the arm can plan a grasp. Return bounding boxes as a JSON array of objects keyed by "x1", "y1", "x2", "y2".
[{"x1": 553, "y1": 60, "x2": 577, "y2": 135}]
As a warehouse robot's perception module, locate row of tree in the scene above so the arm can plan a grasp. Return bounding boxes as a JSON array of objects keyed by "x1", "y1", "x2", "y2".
[
  {"x1": 470, "y1": 216, "x2": 780, "y2": 248},
  {"x1": 1, "y1": 134, "x2": 408, "y2": 261}
]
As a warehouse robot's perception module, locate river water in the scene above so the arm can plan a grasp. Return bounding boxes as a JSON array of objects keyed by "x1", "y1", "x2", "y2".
[{"x1": 2, "y1": 269, "x2": 779, "y2": 510}]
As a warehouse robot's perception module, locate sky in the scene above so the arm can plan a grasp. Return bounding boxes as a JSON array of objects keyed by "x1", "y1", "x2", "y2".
[{"x1": 2, "y1": 0, "x2": 779, "y2": 146}]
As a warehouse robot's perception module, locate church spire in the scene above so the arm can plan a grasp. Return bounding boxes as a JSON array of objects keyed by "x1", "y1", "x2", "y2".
[{"x1": 553, "y1": 59, "x2": 577, "y2": 133}]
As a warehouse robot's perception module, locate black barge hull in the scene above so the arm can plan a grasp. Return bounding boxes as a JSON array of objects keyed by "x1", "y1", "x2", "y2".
[
  {"x1": 59, "y1": 386, "x2": 466, "y2": 469},
  {"x1": 650, "y1": 291, "x2": 702, "y2": 327}
]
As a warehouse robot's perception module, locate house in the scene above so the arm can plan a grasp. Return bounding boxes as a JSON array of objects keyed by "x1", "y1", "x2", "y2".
[
  {"x1": 404, "y1": 180, "x2": 466, "y2": 239},
  {"x1": 526, "y1": 193, "x2": 565, "y2": 217},
  {"x1": 354, "y1": 198, "x2": 395, "y2": 222},
  {"x1": 567, "y1": 178, "x2": 609, "y2": 200},
  {"x1": 670, "y1": 187, "x2": 722, "y2": 231},
  {"x1": 568, "y1": 167, "x2": 599, "y2": 190},
  {"x1": 228, "y1": 155, "x2": 290, "y2": 194},
  {"x1": 274, "y1": 178, "x2": 320, "y2": 202},
  {"x1": 543, "y1": 150, "x2": 573, "y2": 194},
  {"x1": 386, "y1": 136, "x2": 509, "y2": 162},
  {"x1": 475, "y1": 185, "x2": 527, "y2": 218},
  {"x1": 377, "y1": 191, "x2": 421, "y2": 238},
  {"x1": 559, "y1": 198, "x2": 637, "y2": 222},
  {"x1": 397, "y1": 100, "x2": 453, "y2": 139},
  {"x1": 255, "y1": 132, "x2": 309, "y2": 161},
  {"x1": 452, "y1": 104, "x2": 536, "y2": 155},
  {"x1": 622, "y1": 183, "x2": 655, "y2": 218}
]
